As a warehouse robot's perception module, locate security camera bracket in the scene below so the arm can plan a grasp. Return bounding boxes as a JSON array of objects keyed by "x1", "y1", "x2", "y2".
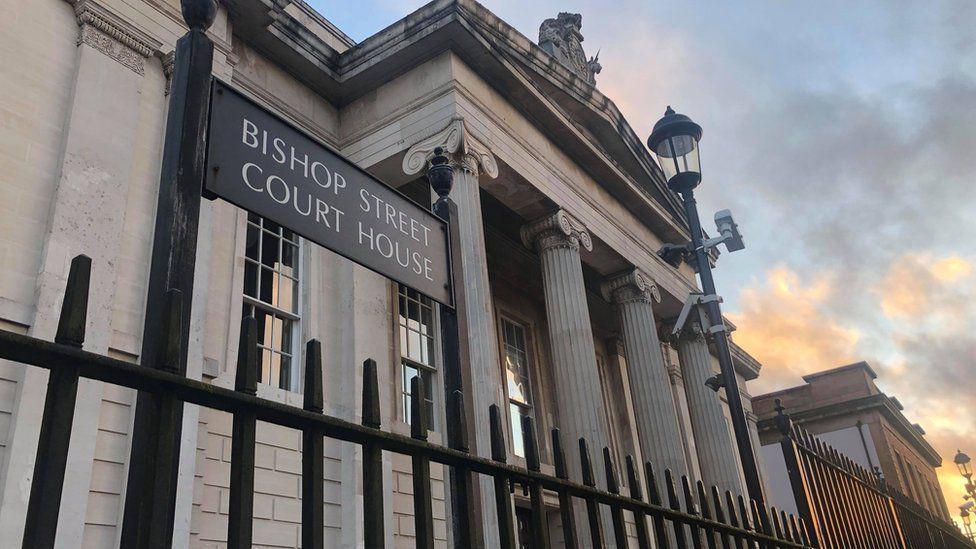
[{"x1": 671, "y1": 292, "x2": 726, "y2": 337}]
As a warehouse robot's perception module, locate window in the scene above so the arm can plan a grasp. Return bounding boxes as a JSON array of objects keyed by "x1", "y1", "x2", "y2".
[
  {"x1": 501, "y1": 318, "x2": 533, "y2": 457},
  {"x1": 243, "y1": 213, "x2": 301, "y2": 391},
  {"x1": 398, "y1": 285, "x2": 436, "y2": 427}
]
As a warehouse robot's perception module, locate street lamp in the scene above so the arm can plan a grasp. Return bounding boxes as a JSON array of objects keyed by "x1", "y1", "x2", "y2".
[
  {"x1": 955, "y1": 450, "x2": 976, "y2": 504},
  {"x1": 961, "y1": 502, "x2": 975, "y2": 541},
  {"x1": 956, "y1": 450, "x2": 973, "y2": 479},
  {"x1": 648, "y1": 106, "x2": 766, "y2": 505}
]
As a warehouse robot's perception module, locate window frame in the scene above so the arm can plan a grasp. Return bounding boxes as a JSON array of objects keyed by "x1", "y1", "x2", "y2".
[
  {"x1": 496, "y1": 313, "x2": 539, "y2": 459},
  {"x1": 395, "y1": 284, "x2": 439, "y2": 430},
  {"x1": 242, "y1": 213, "x2": 304, "y2": 393}
]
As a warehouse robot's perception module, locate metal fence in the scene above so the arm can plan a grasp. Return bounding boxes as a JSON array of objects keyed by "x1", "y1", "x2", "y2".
[
  {"x1": 3, "y1": 254, "x2": 813, "y2": 548},
  {"x1": 774, "y1": 399, "x2": 974, "y2": 549}
]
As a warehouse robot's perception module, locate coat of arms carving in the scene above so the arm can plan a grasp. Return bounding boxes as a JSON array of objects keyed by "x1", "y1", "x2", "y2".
[{"x1": 539, "y1": 12, "x2": 602, "y2": 84}]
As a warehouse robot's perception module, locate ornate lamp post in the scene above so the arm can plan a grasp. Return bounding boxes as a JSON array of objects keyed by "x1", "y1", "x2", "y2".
[
  {"x1": 961, "y1": 502, "x2": 975, "y2": 541},
  {"x1": 955, "y1": 450, "x2": 976, "y2": 502},
  {"x1": 648, "y1": 107, "x2": 765, "y2": 504}
]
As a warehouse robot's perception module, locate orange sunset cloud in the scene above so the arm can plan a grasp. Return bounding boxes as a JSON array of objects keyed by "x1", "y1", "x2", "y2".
[{"x1": 727, "y1": 266, "x2": 860, "y2": 392}]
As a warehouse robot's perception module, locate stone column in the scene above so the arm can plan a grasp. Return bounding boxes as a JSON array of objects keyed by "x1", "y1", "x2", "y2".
[
  {"x1": 522, "y1": 210, "x2": 615, "y2": 546},
  {"x1": 403, "y1": 118, "x2": 504, "y2": 548},
  {"x1": 521, "y1": 210, "x2": 609, "y2": 478},
  {"x1": 676, "y1": 321, "x2": 747, "y2": 497},
  {"x1": 602, "y1": 270, "x2": 688, "y2": 479},
  {"x1": 0, "y1": 2, "x2": 159, "y2": 545}
]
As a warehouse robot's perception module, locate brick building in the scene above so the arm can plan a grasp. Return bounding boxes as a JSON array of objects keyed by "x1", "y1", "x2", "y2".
[{"x1": 754, "y1": 361, "x2": 951, "y2": 521}]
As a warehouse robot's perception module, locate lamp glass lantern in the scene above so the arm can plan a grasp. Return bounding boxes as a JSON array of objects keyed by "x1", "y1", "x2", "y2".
[
  {"x1": 648, "y1": 106, "x2": 703, "y2": 193},
  {"x1": 962, "y1": 509, "x2": 972, "y2": 527},
  {"x1": 956, "y1": 450, "x2": 973, "y2": 478}
]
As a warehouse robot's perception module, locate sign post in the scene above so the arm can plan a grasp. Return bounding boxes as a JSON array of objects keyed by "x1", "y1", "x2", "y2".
[
  {"x1": 121, "y1": 1, "x2": 215, "y2": 546},
  {"x1": 426, "y1": 150, "x2": 480, "y2": 547}
]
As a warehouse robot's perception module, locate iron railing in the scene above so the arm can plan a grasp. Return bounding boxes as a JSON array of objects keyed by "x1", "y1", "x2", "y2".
[
  {"x1": 3, "y1": 255, "x2": 814, "y2": 548},
  {"x1": 775, "y1": 399, "x2": 973, "y2": 549}
]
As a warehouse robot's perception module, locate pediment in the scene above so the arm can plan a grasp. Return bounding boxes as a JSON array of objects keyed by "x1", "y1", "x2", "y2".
[{"x1": 229, "y1": 0, "x2": 690, "y2": 242}]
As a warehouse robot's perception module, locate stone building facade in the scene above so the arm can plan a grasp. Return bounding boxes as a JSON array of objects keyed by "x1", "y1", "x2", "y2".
[
  {"x1": 754, "y1": 362, "x2": 951, "y2": 522},
  {"x1": 0, "y1": 0, "x2": 767, "y2": 546}
]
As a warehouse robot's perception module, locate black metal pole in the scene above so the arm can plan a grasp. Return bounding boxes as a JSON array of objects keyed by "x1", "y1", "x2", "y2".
[
  {"x1": 428, "y1": 149, "x2": 481, "y2": 547},
  {"x1": 679, "y1": 187, "x2": 767, "y2": 507},
  {"x1": 121, "y1": 1, "x2": 215, "y2": 546}
]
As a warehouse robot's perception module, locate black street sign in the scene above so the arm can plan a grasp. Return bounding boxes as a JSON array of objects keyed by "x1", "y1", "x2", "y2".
[{"x1": 205, "y1": 80, "x2": 452, "y2": 307}]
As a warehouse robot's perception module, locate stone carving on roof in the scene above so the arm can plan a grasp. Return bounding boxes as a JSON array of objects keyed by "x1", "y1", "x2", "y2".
[{"x1": 538, "y1": 12, "x2": 601, "y2": 84}]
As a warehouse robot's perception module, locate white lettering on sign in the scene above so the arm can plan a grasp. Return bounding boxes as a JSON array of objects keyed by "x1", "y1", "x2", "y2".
[
  {"x1": 240, "y1": 161, "x2": 344, "y2": 231},
  {"x1": 206, "y1": 80, "x2": 452, "y2": 306}
]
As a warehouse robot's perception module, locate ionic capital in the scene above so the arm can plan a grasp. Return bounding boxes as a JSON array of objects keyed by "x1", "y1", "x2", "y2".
[
  {"x1": 520, "y1": 209, "x2": 593, "y2": 253},
  {"x1": 71, "y1": 0, "x2": 161, "y2": 75},
  {"x1": 601, "y1": 269, "x2": 661, "y2": 305},
  {"x1": 402, "y1": 118, "x2": 499, "y2": 179},
  {"x1": 671, "y1": 318, "x2": 707, "y2": 345}
]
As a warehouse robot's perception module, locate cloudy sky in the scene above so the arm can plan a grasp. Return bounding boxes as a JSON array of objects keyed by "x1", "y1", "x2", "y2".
[{"x1": 313, "y1": 0, "x2": 976, "y2": 519}]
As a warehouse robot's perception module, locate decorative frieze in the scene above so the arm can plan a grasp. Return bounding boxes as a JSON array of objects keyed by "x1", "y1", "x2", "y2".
[
  {"x1": 402, "y1": 118, "x2": 499, "y2": 179},
  {"x1": 520, "y1": 209, "x2": 593, "y2": 253},
  {"x1": 72, "y1": 0, "x2": 160, "y2": 75}
]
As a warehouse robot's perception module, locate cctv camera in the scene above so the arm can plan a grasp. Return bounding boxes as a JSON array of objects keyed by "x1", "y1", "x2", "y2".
[
  {"x1": 714, "y1": 209, "x2": 745, "y2": 253},
  {"x1": 704, "y1": 373, "x2": 725, "y2": 392},
  {"x1": 657, "y1": 243, "x2": 688, "y2": 268}
]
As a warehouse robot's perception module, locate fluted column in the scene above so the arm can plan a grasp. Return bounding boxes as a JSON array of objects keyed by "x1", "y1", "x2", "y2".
[
  {"x1": 603, "y1": 271, "x2": 689, "y2": 480},
  {"x1": 676, "y1": 321, "x2": 747, "y2": 497},
  {"x1": 522, "y1": 210, "x2": 615, "y2": 546},
  {"x1": 522, "y1": 210, "x2": 609, "y2": 477}
]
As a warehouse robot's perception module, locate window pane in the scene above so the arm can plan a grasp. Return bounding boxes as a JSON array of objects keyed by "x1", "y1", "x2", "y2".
[
  {"x1": 502, "y1": 320, "x2": 531, "y2": 407},
  {"x1": 279, "y1": 355, "x2": 291, "y2": 389},
  {"x1": 259, "y1": 267, "x2": 275, "y2": 305},
  {"x1": 262, "y1": 230, "x2": 280, "y2": 268},
  {"x1": 282, "y1": 227, "x2": 297, "y2": 243},
  {"x1": 403, "y1": 363, "x2": 418, "y2": 423},
  {"x1": 408, "y1": 300, "x2": 420, "y2": 328},
  {"x1": 507, "y1": 368, "x2": 528, "y2": 405},
  {"x1": 281, "y1": 242, "x2": 298, "y2": 277},
  {"x1": 420, "y1": 335, "x2": 431, "y2": 365},
  {"x1": 244, "y1": 261, "x2": 258, "y2": 299},
  {"x1": 261, "y1": 349, "x2": 272, "y2": 384},
  {"x1": 245, "y1": 223, "x2": 260, "y2": 262},
  {"x1": 277, "y1": 275, "x2": 295, "y2": 312},
  {"x1": 510, "y1": 403, "x2": 525, "y2": 457},
  {"x1": 420, "y1": 304, "x2": 432, "y2": 335},
  {"x1": 408, "y1": 330, "x2": 422, "y2": 363},
  {"x1": 254, "y1": 308, "x2": 269, "y2": 346},
  {"x1": 269, "y1": 351, "x2": 281, "y2": 387},
  {"x1": 264, "y1": 217, "x2": 282, "y2": 236}
]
